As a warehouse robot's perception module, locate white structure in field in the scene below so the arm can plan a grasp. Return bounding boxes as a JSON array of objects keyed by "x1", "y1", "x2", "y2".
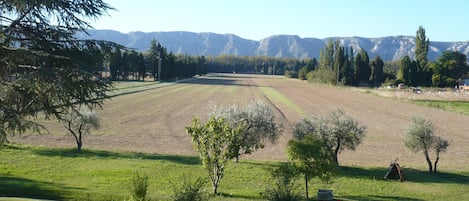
[{"x1": 460, "y1": 79, "x2": 469, "y2": 91}]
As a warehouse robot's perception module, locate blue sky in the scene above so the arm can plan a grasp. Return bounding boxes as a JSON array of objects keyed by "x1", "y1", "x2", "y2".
[{"x1": 90, "y1": 0, "x2": 469, "y2": 41}]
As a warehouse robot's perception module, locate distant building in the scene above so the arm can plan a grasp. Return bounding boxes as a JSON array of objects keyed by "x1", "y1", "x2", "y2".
[{"x1": 459, "y1": 78, "x2": 469, "y2": 91}]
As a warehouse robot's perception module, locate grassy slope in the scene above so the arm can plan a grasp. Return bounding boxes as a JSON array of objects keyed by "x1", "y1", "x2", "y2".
[{"x1": 1, "y1": 144, "x2": 468, "y2": 201}]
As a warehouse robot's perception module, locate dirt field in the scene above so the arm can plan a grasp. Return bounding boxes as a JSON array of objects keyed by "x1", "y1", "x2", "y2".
[{"x1": 13, "y1": 74, "x2": 469, "y2": 171}]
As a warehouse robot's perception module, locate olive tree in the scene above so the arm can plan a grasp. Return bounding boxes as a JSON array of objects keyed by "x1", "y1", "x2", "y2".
[
  {"x1": 210, "y1": 100, "x2": 280, "y2": 162},
  {"x1": 186, "y1": 117, "x2": 240, "y2": 195},
  {"x1": 404, "y1": 116, "x2": 449, "y2": 172},
  {"x1": 0, "y1": 0, "x2": 117, "y2": 144},
  {"x1": 63, "y1": 107, "x2": 100, "y2": 152},
  {"x1": 293, "y1": 109, "x2": 366, "y2": 166}
]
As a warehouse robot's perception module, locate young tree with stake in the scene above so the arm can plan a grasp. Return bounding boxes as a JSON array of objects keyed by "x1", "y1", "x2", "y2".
[
  {"x1": 186, "y1": 117, "x2": 240, "y2": 195},
  {"x1": 63, "y1": 107, "x2": 100, "y2": 152}
]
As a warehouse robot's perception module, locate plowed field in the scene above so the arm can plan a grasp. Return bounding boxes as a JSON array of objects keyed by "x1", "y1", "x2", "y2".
[{"x1": 14, "y1": 74, "x2": 469, "y2": 171}]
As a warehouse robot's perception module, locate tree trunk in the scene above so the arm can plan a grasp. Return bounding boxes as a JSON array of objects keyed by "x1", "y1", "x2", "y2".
[
  {"x1": 66, "y1": 122, "x2": 81, "y2": 152},
  {"x1": 434, "y1": 153, "x2": 440, "y2": 173},
  {"x1": 213, "y1": 184, "x2": 218, "y2": 195},
  {"x1": 77, "y1": 140, "x2": 82, "y2": 152},
  {"x1": 424, "y1": 149, "x2": 433, "y2": 172},
  {"x1": 334, "y1": 139, "x2": 341, "y2": 166},
  {"x1": 77, "y1": 125, "x2": 83, "y2": 152},
  {"x1": 235, "y1": 155, "x2": 239, "y2": 163},
  {"x1": 305, "y1": 174, "x2": 309, "y2": 201}
]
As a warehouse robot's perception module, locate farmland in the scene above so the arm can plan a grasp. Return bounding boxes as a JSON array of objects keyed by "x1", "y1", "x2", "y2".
[
  {"x1": 4, "y1": 73, "x2": 469, "y2": 200},
  {"x1": 13, "y1": 73, "x2": 469, "y2": 170}
]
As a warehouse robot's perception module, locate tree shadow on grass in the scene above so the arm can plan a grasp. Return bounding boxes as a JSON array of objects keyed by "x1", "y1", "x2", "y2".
[
  {"x1": 218, "y1": 192, "x2": 265, "y2": 200},
  {"x1": 339, "y1": 195, "x2": 425, "y2": 201},
  {"x1": 182, "y1": 76, "x2": 251, "y2": 87},
  {"x1": 0, "y1": 176, "x2": 79, "y2": 200},
  {"x1": 15, "y1": 145, "x2": 201, "y2": 165},
  {"x1": 338, "y1": 166, "x2": 469, "y2": 184}
]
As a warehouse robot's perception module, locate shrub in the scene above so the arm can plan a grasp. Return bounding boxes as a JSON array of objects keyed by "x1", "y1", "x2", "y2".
[
  {"x1": 171, "y1": 176, "x2": 208, "y2": 201},
  {"x1": 284, "y1": 70, "x2": 298, "y2": 78},
  {"x1": 130, "y1": 171, "x2": 149, "y2": 201}
]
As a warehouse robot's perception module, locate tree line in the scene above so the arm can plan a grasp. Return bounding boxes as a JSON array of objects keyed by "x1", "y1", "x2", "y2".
[
  {"x1": 106, "y1": 39, "x2": 207, "y2": 81},
  {"x1": 105, "y1": 45, "x2": 315, "y2": 81},
  {"x1": 110, "y1": 26, "x2": 468, "y2": 89},
  {"x1": 291, "y1": 26, "x2": 469, "y2": 88}
]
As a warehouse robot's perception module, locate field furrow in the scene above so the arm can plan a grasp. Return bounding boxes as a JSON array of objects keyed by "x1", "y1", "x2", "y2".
[{"x1": 13, "y1": 74, "x2": 469, "y2": 171}]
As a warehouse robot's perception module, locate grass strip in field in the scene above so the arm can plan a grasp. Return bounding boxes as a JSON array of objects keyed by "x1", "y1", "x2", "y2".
[
  {"x1": 259, "y1": 86, "x2": 306, "y2": 117},
  {"x1": 413, "y1": 100, "x2": 469, "y2": 115},
  {"x1": 1, "y1": 144, "x2": 468, "y2": 201},
  {"x1": 107, "y1": 78, "x2": 195, "y2": 97}
]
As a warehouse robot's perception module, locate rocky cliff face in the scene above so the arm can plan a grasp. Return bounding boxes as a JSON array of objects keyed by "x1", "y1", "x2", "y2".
[{"x1": 78, "y1": 30, "x2": 469, "y2": 61}]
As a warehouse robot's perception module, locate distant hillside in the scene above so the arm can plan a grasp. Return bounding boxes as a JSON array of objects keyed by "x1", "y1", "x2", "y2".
[{"x1": 77, "y1": 30, "x2": 469, "y2": 61}]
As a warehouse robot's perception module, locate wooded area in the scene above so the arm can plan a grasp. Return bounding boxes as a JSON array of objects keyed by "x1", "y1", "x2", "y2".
[{"x1": 106, "y1": 27, "x2": 468, "y2": 89}]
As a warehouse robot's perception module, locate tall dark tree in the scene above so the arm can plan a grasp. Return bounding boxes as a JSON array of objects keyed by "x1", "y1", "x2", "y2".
[
  {"x1": 109, "y1": 49, "x2": 122, "y2": 80},
  {"x1": 415, "y1": 26, "x2": 431, "y2": 86},
  {"x1": 333, "y1": 42, "x2": 346, "y2": 85},
  {"x1": 431, "y1": 51, "x2": 468, "y2": 87},
  {"x1": 344, "y1": 46, "x2": 355, "y2": 85},
  {"x1": 137, "y1": 53, "x2": 146, "y2": 80},
  {"x1": 370, "y1": 56, "x2": 384, "y2": 85},
  {"x1": 0, "y1": 0, "x2": 116, "y2": 143},
  {"x1": 147, "y1": 38, "x2": 160, "y2": 81},
  {"x1": 398, "y1": 55, "x2": 417, "y2": 86},
  {"x1": 121, "y1": 52, "x2": 130, "y2": 79},
  {"x1": 354, "y1": 48, "x2": 370, "y2": 84},
  {"x1": 306, "y1": 57, "x2": 318, "y2": 71},
  {"x1": 319, "y1": 40, "x2": 335, "y2": 71}
]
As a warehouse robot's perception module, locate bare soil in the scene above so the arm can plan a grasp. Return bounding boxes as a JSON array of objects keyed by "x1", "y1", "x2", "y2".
[{"x1": 13, "y1": 74, "x2": 469, "y2": 171}]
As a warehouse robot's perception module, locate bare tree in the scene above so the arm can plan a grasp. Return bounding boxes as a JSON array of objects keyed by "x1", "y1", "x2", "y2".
[{"x1": 63, "y1": 107, "x2": 100, "y2": 152}]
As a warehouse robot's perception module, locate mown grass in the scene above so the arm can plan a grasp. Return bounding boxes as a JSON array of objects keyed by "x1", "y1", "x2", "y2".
[
  {"x1": 113, "y1": 81, "x2": 160, "y2": 90},
  {"x1": 1, "y1": 144, "x2": 468, "y2": 201},
  {"x1": 259, "y1": 86, "x2": 307, "y2": 117},
  {"x1": 413, "y1": 100, "x2": 469, "y2": 115}
]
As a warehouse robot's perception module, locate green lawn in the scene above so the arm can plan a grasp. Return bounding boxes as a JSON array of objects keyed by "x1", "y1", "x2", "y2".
[
  {"x1": 1, "y1": 144, "x2": 468, "y2": 201},
  {"x1": 413, "y1": 100, "x2": 469, "y2": 115}
]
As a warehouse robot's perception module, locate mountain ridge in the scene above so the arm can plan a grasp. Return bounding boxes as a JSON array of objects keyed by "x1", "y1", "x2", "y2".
[{"x1": 77, "y1": 30, "x2": 469, "y2": 61}]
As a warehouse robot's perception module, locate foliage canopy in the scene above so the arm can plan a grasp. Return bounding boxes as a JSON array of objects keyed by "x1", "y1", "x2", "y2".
[
  {"x1": 404, "y1": 116, "x2": 449, "y2": 172},
  {"x1": 0, "y1": 0, "x2": 118, "y2": 143},
  {"x1": 210, "y1": 100, "x2": 281, "y2": 162},
  {"x1": 293, "y1": 109, "x2": 366, "y2": 166},
  {"x1": 186, "y1": 117, "x2": 240, "y2": 194}
]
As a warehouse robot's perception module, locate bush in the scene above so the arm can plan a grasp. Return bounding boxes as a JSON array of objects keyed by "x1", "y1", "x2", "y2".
[
  {"x1": 262, "y1": 163, "x2": 302, "y2": 201},
  {"x1": 171, "y1": 176, "x2": 208, "y2": 201},
  {"x1": 130, "y1": 171, "x2": 149, "y2": 201},
  {"x1": 298, "y1": 67, "x2": 309, "y2": 80},
  {"x1": 306, "y1": 69, "x2": 336, "y2": 84},
  {"x1": 284, "y1": 70, "x2": 298, "y2": 78}
]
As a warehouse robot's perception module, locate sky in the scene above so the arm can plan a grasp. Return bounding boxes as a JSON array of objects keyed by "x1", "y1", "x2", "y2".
[{"x1": 90, "y1": 0, "x2": 469, "y2": 42}]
